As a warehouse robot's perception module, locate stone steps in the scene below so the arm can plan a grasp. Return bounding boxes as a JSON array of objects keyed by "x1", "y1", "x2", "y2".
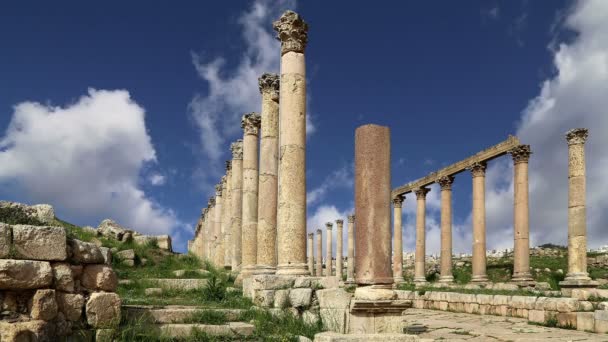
[
  {"x1": 153, "y1": 322, "x2": 254, "y2": 338},
  {"x1": 147, "y1": 278, "x2": 208, "y2": 291},
  {"x1": 122, "y1": 305, "x2": 245, "y2": 323}
]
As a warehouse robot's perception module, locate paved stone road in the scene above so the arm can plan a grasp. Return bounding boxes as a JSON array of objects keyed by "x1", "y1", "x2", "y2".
[{"x1": 402, "y1": 309, "x2": 608, "y2": 341}]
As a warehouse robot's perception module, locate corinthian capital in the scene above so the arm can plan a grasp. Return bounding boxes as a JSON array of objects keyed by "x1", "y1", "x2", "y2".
[
  {"x1": 208, "y1": 198, "x2": 215, "y2": 207},
  {"x1": 438, "y1": 175, "x2": 455, "y2": 190},
  {"x1": 273, "y1": 10, "x2": 309, "y2": 55},
  {"x1": 347, "y1": 215, "x2": 355, "y2": 223},
  {"x1": 392, "y1": 195, "x2": 405, "y2": 208},
  {"x1": 414, "y1": 187, "x2": 431, "y2": 200},
  {"x1": 566, "y1": 128, "x2": 589, "y2": 145},
  {"x1": 316, "y1": 228, "x2": 322, "y2": 235},
  {"x1": 335, "y1": 219, "x2": 344, "y2": 226},
  {"x1": 241, "y1": 112, "x2": 261, "y2": 136},
  {"x1": 509, "y1": 144, "x2": 532, "y2": 164},
  {"x1": 225, "y1": 160, "x2": 232, "y2": 172},
  {"x1": 230, "y1": 139, "x2": 243, "y2": 160},
  {"x1": 203, "y1": 208, "x2": 209, "y2": 215},
  {"x1": 258, "y1": 73, "x2": 280, "y2": 98},
  {"x1": 215, "y1": 183, "x2": 223, "y2": 197},
  {"x1": 325, "y1": 222, "x2": 333, "y2": 230},
  {"x1": 308, "y1": 232, "x2": 314, "y2": 238},
  {"x1": 468, "y1": 162, "x2": 487, "y2": 178}
]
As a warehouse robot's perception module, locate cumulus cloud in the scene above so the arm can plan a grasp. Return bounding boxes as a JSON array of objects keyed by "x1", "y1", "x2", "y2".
[
  {"x1": 307, "y1": 165, "x2": 353, "y2": 206},
  {"x1": 0, "y1": 88, "x2": 179, "y2": 236},
  {"x1": 307, "y1": 204, "x2": 352, "y2": 257},
  {"x1": 148, "y1": 173, "x2": 166, "y2": 186}
]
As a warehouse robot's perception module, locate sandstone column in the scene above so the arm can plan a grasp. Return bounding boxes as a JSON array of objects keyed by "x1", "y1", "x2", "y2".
[
  {"x1": 325, "y1": 222, "x2": 333, "y2": 276},
  {"x1": 392, "y1": 195, "x2": 405, "y2": 284},
  {"x1": 510, "y1": 145, "x2": 533, "y2": 282},
  {"x1": 256, "y1": 73, "x2": 280, "y2": 275},
  {"x1": 223, "y1": 162, "x2": 233, "y2": 269},
  {"x1": 564, "y1": 128, "x2": 592, "y2": 282},
  {"x1": 214, "y1": 183, "x2": 224, "y2": 268},
  {"x1": 241, "y1": 113, "x2": 261, "y2": 278},
  {"x1": 346, "y1": 215, "x2": 356, "y2": 284},
  {"x1": 335, "y1": 219, "x2": 344, "y2": 280},
  {"x1": 307, "y1": 232, "x2": 315, "y2": 275},
  {"x1": 414, "y1": 187, "x2": 430, "y2": 283},
  {"x1": 470, "y1": 162, "x2": 488, "y2": 282},
  {"x1": 207, "y1": 199, "x2": 215, "y2": 261},
  {"x1": 230, "y1": 140, "x2": 243, "y2": 271},
  {"x1": 274, "y1": 11, "x2": 310, "y2": 276},
  {"x1": 438, "y1": 175, "x2": 454, "y2": 283},
  {"x1": 316, "y1": 229, "x2": 323, "y2": 276},
  {"x1": 354, "y1": 124, "x2": 392, "y2": 286}
]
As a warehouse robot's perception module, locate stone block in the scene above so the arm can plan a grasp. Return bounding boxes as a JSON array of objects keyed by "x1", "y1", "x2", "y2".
[
  {"x1": 511, "y1": 295, "x2": 536, "y2": 309},
  {"x1": 0, "y1": 222, "x2": 11, "y2": 258},
  {"x1": 595, "y1": 310, "x2": 608, "y2": 333},
  {"x1": 51, "y1": 262, "x2": 75, "y2": 292},
  {"x1": 0, "y1": 320, "x2": 52, "y2": 341},
  {"x1": 96, "y1": 329, "x2": 116, "y2": 342},
  {"x1": 116, "y1": 249, "x2": 135, "y2": 260},
  {"x1": 145, "y1": 288, "x2": 163, "y2": 296},
  {"x1": 0, "y1": 259, "x2": 53, "y2": 289},
  {"x1": 32, "y1": 204, "x2": 55, "y2": 223},
  {"x1": 314, "y1": 332, "x2": 419, "y2": 342},
  {"x1": 570, "y1": 289, "x2": 591, "y2": 300},
  {"x1": 557, "y1": 312, "x2": 577, "y2": 328},
  {"x1": 476, "y1": 294, "x2": 493, "y2": 305},
  {"x1": 492, "y1": 295, "x2": 511, "y2": 306},
  {"x1": 320, "y1": 309, "x2": 348, "y2": 333},
  {"x1": 30, "y1": 289, "x2": 58, "y2": 320},
  {"x1": 150, "y1": 278, "x2": 208, "y2": 291},
  {"x1": 12, "y1": 225, "x2": 67, "y2": 261},
  {"x1": 100, "y1": 247, "x2": 112, "y2": 265},
  {"x1": 86, "y1": 292, "x2": 121, "y2": 328},
  {"x1": 81, "y1": 265, "x2": 117, "y2": 291},
  {"x1": 576, "y1": 312, "x2": 594, "y2": 331},
  {"x1": 555, "y1": 297, "x2": 580, "y2": 312},
  {"x1": 274, "y1": 289, "x2": 291, "y2": 308},
  {"x1": 348, "y1": 312, "x2": 373, "y2": 334},
  {"x1": 528, "y1": 309, "x2": 546, "y2": 323},
  {"x1": 317, "y1": 288, "x2": 353, "y2": 309},
  {"x1": 290, "y1": 288, "x2": 313, "y2": 308},
  {"x1": 70, "y1": 239, "x2": 104, "y2": 264},
  {"x1": 57, "y1": 292, "x2": 85, "y2": 321},
  {"x1": 251, "y1": 274, "x2": 295, "y2": 290},
  {"x1": 354, "y1": 287, "x2": 396, "y2": 301},
  {"x1": 394, "y1": 290, "x2": 415, "y2": 300},
  {"x1": 303, "y1": 310, "x2": 320, "y2": 325},
  {"x1": 254, "y1": 290, "x2": 275, "y2": 308}
]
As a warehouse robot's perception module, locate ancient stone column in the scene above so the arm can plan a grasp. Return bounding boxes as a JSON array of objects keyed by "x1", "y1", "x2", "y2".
[
  {"x1": 256, "y1": 73, "x2": 280, "y2": 275},
  {"x1": 510, "y1": 145, "x2": 533, "y2": 282},
  {"x1": 274, "y1": 11, "x2": 310, "y2": 276},
  {"x1": 438, "y1": 175, "x2": 454, "y2": 283},
  {"x1": 230, "y1": 140, "x2": 243, "y2": 271},
  {"x1": 307, "y1": 232, "x2": 315, "y2": 275},
  {"x1": 223, "y1": 162, "x2": 233, "y2": 269},
  {"x1": 316, "y1": 229, "x2": 323, "y2": 276},
  {"x1": 564, "y1": 128, "x2": 592, "y2": 282},
  {"x1": 470, "y1": 162, "x2": 488, "y2": 282},
  {"x1": 325, "y1": 222, "x2": 333, "y2": 276},
  {"x1": 354, "y1": 124, "x2": 392, "y2": 286},
  {"x1": 392, "y1": 195, "x2": 405, "y2": 284},
  {"x1": 414, "y1": 187, "x2": 430, "y2": 283},
  {"x1": 214, "y1": 183, "x2": 224, "y2": 268},
  {"x1": 207, "y1": 199, "x2": 215, "y2": 261},
  {"x1": 204, "y1": 205, "x2": 212, "y2": 260},
  {"x1": 346, "y1": 215, "x2": 356, "y2": 284},
  {"x1": 335, "y1": 219, "x2": 344, "y2": 280},
  {"x1": 241, "y1": 113, "x2": 261, "y2": 278}
]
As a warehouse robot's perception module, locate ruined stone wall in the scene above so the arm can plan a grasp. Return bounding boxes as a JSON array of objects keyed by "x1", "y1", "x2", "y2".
[{"x1": 0, "y1": 222, "x2": 121, "y2": 341}]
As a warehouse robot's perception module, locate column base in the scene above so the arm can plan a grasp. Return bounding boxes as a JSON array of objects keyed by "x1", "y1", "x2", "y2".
[
  {"x1": 559, "y1": 277, "x2": 598, "y2": 296},
  {"x1": 563, "y1": 272, "x2": 592, "y2": 282},
  {"x1": 345, "y1": 278, "x2": 356, "y2": 285},
  {"x1": 253, "y1": 264, "x2": 276, "y2": 275},
  {"x1": 276, "y1": 262, "x2": 310, "y2": 276},
  {"x1": 393, "y1": 276, "x2": 405, "y2": 285},
  {"x1": 240, "y1": 265, "x2": 257, "y2": 279},
  {"x1": 471, "y1": 275, "x2": 488, "y2": 282},
  {"x1": 413, "y1": 277, "x2": 427, "y2": 285},
  {"x1": 438, "y1": 275, "x2": 454, "y2": 283},
  {"x1": 511, "y1": 273, "x2": 534, "y2": 283}
]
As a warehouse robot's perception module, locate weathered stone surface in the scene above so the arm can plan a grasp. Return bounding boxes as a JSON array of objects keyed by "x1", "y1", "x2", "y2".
[
  {"x1": 123, "y1": 306, "x2": 245, "y2": 323},
  {"x1": 134, "y1": 235, "x2": 172, "y2": 251},
  {"x1": 86, "y1": 292, "x2": 121, "y2": 328},
  {"x1": 151, "y1": 278, "x2": 208, "y2": 291},
  {"x1": 57, "y1": 292, "x2": 85, "y2": 321},
  {"x1": 100, "y1": 247, "x2": 112, "y2": 265},
  {"x1": 274, "y1": 289, "x2": 290, "y2": 308},
  {"x1": 320, "y1": 309, "x2": 348, "y2": 333},
  {"x1": 289, "y1": 288, "x2": 313, "y2": 308},
  {"x1": 97, "y1": 219, "x2": 131, "y2": 241},
  {"x1": 30, "y1": 289, "x2": 58, "y2": 320},
  {"x1": 145, "y1": 288, "x2": 163, "y2": 296},
  {"x1": 254, "y1": 290, "x2": 275, "y2": 308},
  {"x1": 303, "y1": 310, "x2": 320, "y2": 325},
  {"x1": 317, "y1": 288, "x2": 353, "y2": 309},
  {"x1": 557, "y1": 312, "x2": 577, "y2": 328},
  {"x1": 251, "y1": 274, "x2": 295, "y2": 290},
  {"x1": 81, "y1": 265, "x2": 117, "y2": 291},
  {"x1": 116, "y1": 249, "x2": 135, "y2": 260},
  {"x1": 576, "y1": 312, "x2": 594, "y2": 332},
  {"x1": 0, "y1": 201, "x2": 55, "y2": 224},
  {"x1": 595, "y1": 310, "x2": 608, "y2": 333},
  {"x1": 96, "y1": 329, "x2": 116, "y2": 342},
  {"x1": 12, "y1": 225, "x2": 67, "y2": 261},
  {"x1": 293, "y1": 276, "x2": 339, "y2": 289},
  {"x1": 0, "y1": 320, "x2": 52, "y2": 342},
  {"x1": 0, "y1": 259, "x2": 53, "y2": 289},
  {"x1": 70, "y1": 239, "x2": 104, "y2": 264},
  {"x1": 354, "y1": 287, "x2": 396, "y2": 301},
  {"x1": 0, "y1": 222, "x2": 11, "y2": 258},
  {"x1": 315, "y1": 332, "x2": 419, "y2": 341},
  {"x1": 52, "y1": 262, "x2": 74, "y2": 292}
]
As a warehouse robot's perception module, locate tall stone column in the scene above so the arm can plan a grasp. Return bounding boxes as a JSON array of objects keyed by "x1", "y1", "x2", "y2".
[
  {"x1": 392, "y1": 195, "x2": 405, "y2": 284},
  {"x1": 241, "y1": 113, "x2": 261, "y2": 278},
  {"x1": 256, "y1": 73, "x2": 280, "y2": 275},
  {"x1": 438, "y1": 175, "x2": 454, "y2": 283},
  {"x1": 214, "y1": 183, "x2": 224, "y2": 268},
  {"x1": 307, "y1": 233, "x2": 315, "y2": 275},
  {"x1": 207, "y1": 199, "x2": 215, "y2": 261},
  {"x1": 325, "y1": 222, "x2": 333, "y2": 276},
  {"x1": 315, "y1": 229, "x2": 323, "y2": 276},
  {"x1": 230, "y1": 140, "x2": 243, "y2": 271},
  {"x1": 335, "y1": 219, "x2": 344, "y2": 280},
  {"x1": 510, "y1": 145, "x2": 533, "y2": 282},
  {"x1": 470, "y1": 162, "x2": 488, "y2": 282},
  {"x1": 274, "y1": 11, "x2": 310, "y2": 276},
  {"x1": 346, "y1": 215, "x2": 356, "y2": 284},
  {"x1": 354, "y1": 124, "x2": 392, "y2": 286},
  {"x1": 564, "y1": 128, "x2": 592, "y2": 282},
  {"x1": 414, "y1": 187, "x2": 430, "y2": 283},
  {"x1": 223, "y1": 163, "x2": 233, "y2": 269}
]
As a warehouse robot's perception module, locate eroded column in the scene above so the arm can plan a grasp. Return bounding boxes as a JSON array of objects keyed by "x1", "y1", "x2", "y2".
[
  {"x1": 256, "y1": 73, "x2": 280, "y2": 275},
  {"x1": 241, "y1": 113, "x2": 261, "y2": 278},
  {"x1": 307, "y1": 232, "x2": 315, "y2": 275},
  {"x1": 274, "y1": 11, "x2": 310, "y2": 276},
  {"x1": 346, "y1": 215, "x2": 355, "y2": 284},
  {"x1": 230, "y1": 140, "x2": 243, "y2": 271},
  {"x1": 470, "y1": 162, "x2": 488, "y2": 282},
  {"x1": 392, "y1": 195, "x2": 405, "y2": 284},
  {"x1": 223, "y1": 163, "x2": 233, "y2": 269},
  {"x1": 205, "y1": 204, "x2": 212, "y2": 260},
  {"x1": 438, "y1": 175, "x2": 454, "y2": 283},
  {"x1": 316, "y1": 229, "x2": 323, "y2": 276},
  {"x1": 325, "y1": 222, "x2": 333, "y2": 276},
  {"x1": 414, "y1": 187, "x2": 430, "y2": 283},
  {"x1": 354, "y1": 124, "x2": 392, "y2": 286},
  {"x1": 214, "y1": 183, "x2": 224, "y2": 268},
  {"x1": 510, "y1": 144, "x2": 533, "y2": 282},
  {"x1": 336, "y1": 219, "x2": 344, "y2": 280}
]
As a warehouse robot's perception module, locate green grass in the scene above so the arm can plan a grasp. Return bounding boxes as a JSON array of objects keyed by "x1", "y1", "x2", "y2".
[
  {"x1": 184, "y1": 310, "x2": 228, "y2": 325},
  {"x1": 0, "y1": 206, "x2": 45, "y2": 225},
  {"x1": 113, "y1": 252, "x2": 209, "y2": 280},
  {"x1": 453, "y1": 264, "x2": 472, "y2": 284},
  {"x1": 239, "y1": 309, "x2": 323, "y2": 340}
]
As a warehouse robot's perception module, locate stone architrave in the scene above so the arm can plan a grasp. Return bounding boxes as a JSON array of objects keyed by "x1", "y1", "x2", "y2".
[
  {"x1": 256, "y1": 73, "x2": 280, "y2": 275},
  {"x1": 354, "y1": 124, "x2": 392, "y2": 286},
  {"x1": 213, "y1": 183, "x2": 224, "y2": 268},
  {"x1": 325, "y1": 222, "x2": 333, "y2": 276},
  {"x1": 307, "y1": 232, "x2": 315, "y2": 275},
  {"x1": 223, "y1": 162, "x2": 233, "y2": 269},
  {"x1": 414, "y1": 187, "x2": 430, "y2": 283},
  {"x1": 335, "y1": 219, "x2": 344, "y2": 280},
  {"x1": 316, "y1": 229, "x2": 323, "y2": 276},
  {"x1": 469, "y1": 162, "x2": 488, "y2": 282},
  {"x1": 230, "y1": 140, "x2": 244, "y2": 270},
  {"x1": 438, "y1": 175, "x2": 455, "y2": 283},
  {"x1": 346, "y1": 215, "x2": 356, "y2": 284},
  {"x1": 274, "y1": 11, "x2": 310, "y2": 276},
  {"x1": 392, "y1": 195, "x2": 405, "y2": 284},
  {"x1": 241, "y1": 113, "x2": 261, "y2": 278},
  {"x1": 510, "y1": 144, "x2": 533, "y2": 282}
]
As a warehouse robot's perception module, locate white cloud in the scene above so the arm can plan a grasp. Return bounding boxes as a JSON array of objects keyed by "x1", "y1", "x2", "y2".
[
  {"x1": 307, "y1": 165, "x2": 353, "y2": 206},
  {"x1": 0, "y1": 88, "x2": 179, "y2": 237},
  {"x1": 148, "y1": 173, "x2": 166, "y2": 186},
  {"x1": 307, "y1": 204, "x2": 352, "y2": 257}
]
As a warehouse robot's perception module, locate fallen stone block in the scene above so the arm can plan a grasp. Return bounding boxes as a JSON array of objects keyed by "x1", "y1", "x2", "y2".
[
  {"x1": 100, "y1": 247, "x2": 112, "y2": 265},
  {"x1": 116, "y1": 249, "x2": 135, "y2": 260},
  {"x1": 70, "y1": 239, "x2": 104, "y2": 264},
  {"x1": 30, "y1": 289, "x2": 58, "y2": 320},
  {"x1": 81, "y1": 264, "x2": 117, "y2": 291},
  {"x1": 145, "y1": 288, "x2": 163, "y2": 296},
  {"x1": 0, "y1": 259, "x2": 53, "y2": 289},
  {"x1": 12, "y1": 224, "x2": 67, "y2": 261},
  {"x1": 86, "y1": 292, "x2": 121, "y2": 328}
]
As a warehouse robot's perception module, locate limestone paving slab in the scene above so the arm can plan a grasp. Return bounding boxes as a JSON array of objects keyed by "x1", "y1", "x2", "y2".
[
  {"x1": 148, "y1": 278, "x2": 208, "y2": 291},
  {"x1": 122, "y1": 305, "x2": 244, "y2": 323}
]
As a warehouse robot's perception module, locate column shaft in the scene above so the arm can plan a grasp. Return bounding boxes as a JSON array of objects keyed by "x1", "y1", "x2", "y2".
[
  {"x1": 307, "y1": 233, "x2": 315, "y2": 275},
  {"x1": 316, "y1": 229, "x2": 323, "y2": 276},
  {"x1": 511, "y1": 145, "x2": 533, "y2": 282},
  {"x1": 241, "y1": 113, "x2": 261, "y2": 278},
  {"x1": 414, "y1": 188, "x2": 430, "y2": 283},
  {"x1": 470, "y1": 163, "x2": 488, "y2": 282},
  {"x1": 393, "y1": 196, "x2": 404, "y2": 284},
  {"x1": 214, "y1": 187, "x2": 223, "y2": 268},
  {"x1": 346, "y1": 215, "x2": 355, "y2": 283},
  {"x1": 223, "y1": 167, "x2": 232, "y2": 269},
  {"x1": 325, "y1": 223, "x2": 333, "y2": 276},
  {"x1": 438, "y1": 176, "x2": 454, "y2": 283},
  {"x1": 230, "y1": 141, "x2": 243, "y2": 271},
  {"x1": 336, "y1": 220, "x2": 344, "y2": 280}
]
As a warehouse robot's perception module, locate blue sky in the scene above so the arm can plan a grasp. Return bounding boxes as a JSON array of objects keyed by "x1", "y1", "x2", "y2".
[{"x1": 2, "y1": 0, "x2": 608, "y2": 255}]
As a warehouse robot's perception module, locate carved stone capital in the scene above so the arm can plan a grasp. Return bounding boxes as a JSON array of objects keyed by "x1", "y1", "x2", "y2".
[
  {"x1": 437, "y1": 175, "x2": 455, "y2": 191},
  {"x1": 414, "y1": 187, "x2": 431, "y2": 200},
  {"x1": 336, "y1": 219, "x2": 344, "y2": 226},
  {"x1": 215, "y1": 183, "x2": 223, "y2": 197},
  {"x1": 273, "y1": 10, "x2": 309, "y2": 55},
  {"x1": 241, "y1": 112, "x2": 261, "y2": 136},
  {"x1": 566, "y1": 128, "x2": 588, "y2": 145},
  {"x1": 509, "y1": 144, "x2": 532, "y2": 164},
  {"x1": 316, "y1": 229, "x2": 322, "y2": 235},
  {"x1": 258, "y1": 73, "x2": 280, "y2": 100},
  {"x1": 230, "y1": 139, "x2": 243, "y2": 160},
  {"x1": 225, "y1": 160, "x2": 232, "y2": 172},
  {"x1": 203, "y1": 208, "x2": 209, "y2": 215},
  {"x1": 468, "y1": 162, "x2": 487, "y2": 178},
  {"x1": 308, "y1": 233, "x2": 314, "y2": 238},
  {"x1": 347, "y1": 215, "x2": 355, "y2": 223},
  {"x1": 209, "y1": 198, "x2": 215, "y2": 207},
  {"x1": 325, "y1": 222, "x2": 333, "y2": 230},
  {"x1": 392, "y1": 195, "x2": 405, "y2": 208}
]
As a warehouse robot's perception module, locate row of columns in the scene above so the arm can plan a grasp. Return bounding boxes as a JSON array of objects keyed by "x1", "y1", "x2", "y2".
[{"x1": 305, "y1": 217, "x2": 356, "y2": 281}]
